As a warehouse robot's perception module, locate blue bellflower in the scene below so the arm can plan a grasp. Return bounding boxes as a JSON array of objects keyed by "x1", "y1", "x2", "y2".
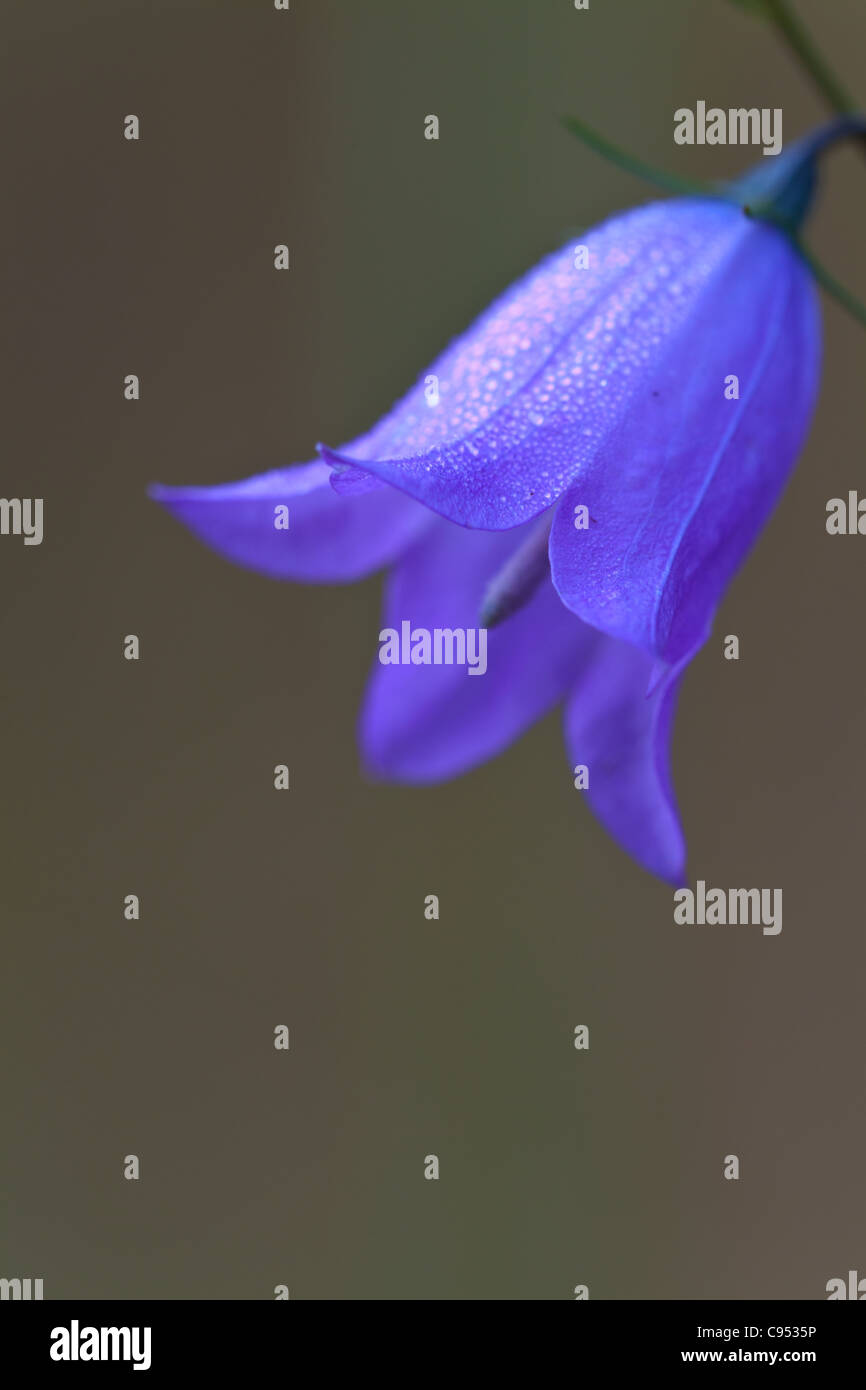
[{"x1": 152, "y1": 127, "x2": 851, "y2": 883}]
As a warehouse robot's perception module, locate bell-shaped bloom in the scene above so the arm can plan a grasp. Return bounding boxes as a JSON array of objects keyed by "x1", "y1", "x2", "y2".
[{"x1": 151, "y1": 129, "x2": 841, "y2": 883}]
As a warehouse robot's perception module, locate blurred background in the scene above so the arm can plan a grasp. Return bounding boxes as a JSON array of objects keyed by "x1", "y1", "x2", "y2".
[{"x1": 2, "y1": 0, "x2": 864, "y2": 1299}]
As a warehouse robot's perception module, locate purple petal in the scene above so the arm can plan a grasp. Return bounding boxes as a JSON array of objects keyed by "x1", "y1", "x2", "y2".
[
  {"x1": 323, "y1": 199, "x2": 769, "y2": 528},
  {"x1": 564, "y1": 639, "x2": 687, "y2": 884},
  {"x1": 150, "y1": 461, "x2": 432, "y2": 582},
  {"x1": 550, "y1": 221, "x2": 820, "y2": 662},
  {"x1": 361, "y1": 518, "x2": 597, "y2": 780}
]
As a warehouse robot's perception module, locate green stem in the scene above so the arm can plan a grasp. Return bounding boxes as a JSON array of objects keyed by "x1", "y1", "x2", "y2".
[
  {"x1": 560, "y1": 115, "x2": 717, "y2": 200},
  {"x1": 763, "y1": 0, "x2": 857, "y2": 117},
  {"x1": 739, "y1": 4, "x2": 866, "y2": 331},
  {"x1": 793, "y1": 237, "x2": 866, "y2": 329}
]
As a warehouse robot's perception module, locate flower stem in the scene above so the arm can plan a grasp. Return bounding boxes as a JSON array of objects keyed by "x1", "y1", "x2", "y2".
[
  {"x1": 560, "y1": 115, "x2": 717, "y2": 200},
  {"x1": 792, "y1": 237, "x2": 866, "y2": 330},
  {"x1": 739, "y1": 3, "x2": 866, "y2": 326},
  {"x1": 762, "y1": 0, "x2": 859, "y2": 119}
]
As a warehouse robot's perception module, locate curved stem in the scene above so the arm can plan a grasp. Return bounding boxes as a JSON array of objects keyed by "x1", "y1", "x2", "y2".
[
  {"x1": 793, "y1": 237, "x2": 866, "y2": 330},
  {"x1": 763, "y1": 0, "x2": 857, "y2": 117},
  {"x1": 560, "y1": 115, "x2": 718, "y2": 200}
]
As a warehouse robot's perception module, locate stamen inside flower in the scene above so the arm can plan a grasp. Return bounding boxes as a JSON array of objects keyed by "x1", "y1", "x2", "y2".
[{"x1": 479, "y1": 513, "x2": 554, "y2": 629}]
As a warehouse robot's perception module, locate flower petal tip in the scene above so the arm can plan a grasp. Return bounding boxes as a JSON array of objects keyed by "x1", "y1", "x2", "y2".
[
  {"x1": 661, "y1": 856, "x2": 689, "y2": 892},
  {"x1": 319, "y1": 445, "x2": 382, "y2": 496}
]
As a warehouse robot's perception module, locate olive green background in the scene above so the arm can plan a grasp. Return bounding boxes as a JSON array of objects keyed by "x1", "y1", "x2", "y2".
[{"x1": 2, "y1": 0, "x2": 864, "y2": 1299}]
